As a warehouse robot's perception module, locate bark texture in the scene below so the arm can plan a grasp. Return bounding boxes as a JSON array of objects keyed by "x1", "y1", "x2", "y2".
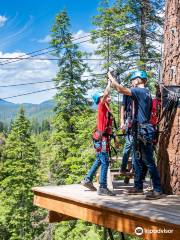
[{"x1": 158, "y1": 0, "x2": 180, "y2": 194}]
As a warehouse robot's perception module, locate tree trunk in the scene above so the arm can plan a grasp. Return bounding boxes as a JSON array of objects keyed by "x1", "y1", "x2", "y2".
[
  {"x1": 140, "y1": 1, "x2": 147, "y2": 61},
  {"x1": 139, "y1": 0, "x2": 152, "y2": 69},
  {"x1": 158, "y1": 0, "x2": 180, "y2": 195}
]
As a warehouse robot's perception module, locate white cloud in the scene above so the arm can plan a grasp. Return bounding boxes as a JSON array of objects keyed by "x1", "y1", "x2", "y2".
[
  {"x1": 0, "y1": 51, "x2": 57, "y2": 104},
  {"x1": 73, "y1": 30, "x2": 98, "y2": 53},
  {"x1": 72, "y1": 30, "x2": 106, "y2": 99},
  {"x1": 39, "y1": 30, "x2": 102, "y2": 74},
  {"x1": 38, "y1": 35, "x2": 51, "y2": 43},
  {"x1": 0, "y1": 15, "x2": 7, "y2": 27},
  {"x1": 73, "y1": 30, "x2": 104, "y2": 76},
  {"x1": 0, "y1": 29, "x2": 104, "y2": 104}
]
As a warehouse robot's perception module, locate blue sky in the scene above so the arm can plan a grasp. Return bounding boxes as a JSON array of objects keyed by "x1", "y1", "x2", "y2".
[
  {"x1": 0, "y1": 0, "x2": 100, "y2": 52},
  {"x1": 0, "y1": 0, "x2": 104, "y2": 104}
]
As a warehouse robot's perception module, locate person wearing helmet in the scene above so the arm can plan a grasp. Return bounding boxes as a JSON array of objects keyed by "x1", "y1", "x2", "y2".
[
  {"x1": 120, "y1": 80, "x2": 137, "y2": 175},
  {"x1": 81, "y1": 81, "x2": 117, "y2": 196},
  {"x1": 108, "y1": 70, "x2": 162, "y2": 200}
]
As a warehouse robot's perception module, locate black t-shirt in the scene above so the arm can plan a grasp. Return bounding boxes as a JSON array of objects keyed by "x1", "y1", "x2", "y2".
[
  {"x1": 131, "y1": 87, "x2": 152, "y2": 124},
  {"x1": 122, "y1": 95, "x2": 133, "y2": 120}
]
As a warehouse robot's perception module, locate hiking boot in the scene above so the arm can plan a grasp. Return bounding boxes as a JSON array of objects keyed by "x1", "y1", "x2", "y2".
[
  {"x1": 126, "y1": 187, "x2": 144, "y2": 195},
  {"x1": 145, "y1": 191, "x2": 162, "y2": 200},
  {"x1": 97, "y1": 187, "x2": 116, "y2": 196},
  {"x1": 81, "y1": 179, "x2": 97, "y2": 191}
]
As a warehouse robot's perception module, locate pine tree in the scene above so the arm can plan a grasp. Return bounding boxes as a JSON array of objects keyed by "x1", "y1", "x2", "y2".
[
  {"x1": 48, "y1": 11, "x2": 100, "y2": 238},
  {"x1": 126, "y1": 0, "x2": 164, "y2": 61},
  {"x1": 92, "y1": 0, "x2": 164, "y2": 82},
  {"x1": 0, "y1": 108, "x2": 41, "y2": 240},
  {"x1": 51, "y1": 10, "x2": 90, "y2": 130},
  {"x1": 158, "y1": 0, "x2": 180, "y2": 194},
  {"x1": 49, "y1": 10, "x2": 92, "y2": 184},
  {"x1": 92, "y1": 0, "x2": 133, "y2": 76}
]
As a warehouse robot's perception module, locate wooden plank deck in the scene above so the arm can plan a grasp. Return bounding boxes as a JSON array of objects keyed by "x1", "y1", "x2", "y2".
[{"x1": 33, "y1": 183, "x2": 180, "y2": 240}]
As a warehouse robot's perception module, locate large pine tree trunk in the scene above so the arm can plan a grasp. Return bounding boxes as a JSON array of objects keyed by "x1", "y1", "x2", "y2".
[{"x1": 158, "y1": 0, "x2": 180, "y2": 195}]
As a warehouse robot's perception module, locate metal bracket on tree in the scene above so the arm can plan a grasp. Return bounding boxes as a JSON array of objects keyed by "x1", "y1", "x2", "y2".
[{"x1": 162, "y1": 85, "x2": 180, "y2": 107}]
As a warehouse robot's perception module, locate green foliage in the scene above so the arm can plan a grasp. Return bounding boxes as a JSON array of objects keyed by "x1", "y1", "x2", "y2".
[
  {"x1": 0, "y1": 108, "x2": 43, "y2": 240},
  {"x1": 0, "y1": 2, "x2": 165, "y2": 240},
  {"x1": 51, "y1": 10, "x2": 91, "y2": 124},
  {"x1": 92, "y1": 0, "x2": 164, "y2": 87},
  {"x1": 33, "y1": 131, "x2": 54, "y2": 185},
  {"x1": 0, "y1": 100, "x2": 55, "y2": 126},
  {"x1": 50, "y1": 109, "x2": 95, "y2": 185},
  {"x1": 31, "y1": 118, "x2": 52, "y2": 134},
  {"x1": 49, "y1": 10, "x2": 94, "y2": 186},
  {"x1": 54, "y1": 220, "x2": 142, "y2": 240},
  {"x1": 54, "y1": 221, "x2": 103, "y2": 240}
]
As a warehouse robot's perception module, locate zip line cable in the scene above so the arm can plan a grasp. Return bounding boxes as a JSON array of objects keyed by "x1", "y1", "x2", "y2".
[
  {"x1": 0, "y1": 32, "x2": 165, "y2": 99},
  {"x1": 0, "y1": 36, "x2": 93, "y2": 66},
  {"x1": 0, "y1": 80, "x2": 53, "y2": 87},
  {"x1": 0, "y1": 33, "x2": 92, "y2": 65},
  {"x1": 0, "y1": 49, "x2": 54, "y2": 66},
  {"x1": 0, "y1": 57, "x2": 104, "y2": 61},
  {"x1": 1, "y1": 87, "x2": 57, "y2": 100},
  {"x1": 0, "y1": 73, "x2": 106, "y2": 88},
  {"x1": 0, "y1": 37, "x2": 162, "y2": 67},
  {"x1": 0, "y1": 56, "x2": 161, "y2": 63},
  {"x1": 0, "y1": 47, "x2": 52, "y2": 65},
  {"x1": 1, "y1": 64, "x2": 171, "y2": 102},
  {"x1": 0, "y1": 72, "x2": 107, "y2": 99},
  {"x1": 0, "y1": 39, "x2": 92, "y2": 66}
]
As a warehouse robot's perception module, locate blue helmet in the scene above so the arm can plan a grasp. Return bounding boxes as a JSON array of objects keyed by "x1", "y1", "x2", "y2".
[
  {"x1": 130, "y1": 70, "x2": 148, "y2": 81},
  {"x1": 92, "y1": 92, "x2": 103, "y2": 104}
]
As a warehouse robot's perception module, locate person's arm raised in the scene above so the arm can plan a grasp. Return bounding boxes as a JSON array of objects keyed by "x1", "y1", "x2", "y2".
[
  {"x1": 108, "y1": 72, "x2": 132, "y2": 96},
  {"x1": 101, "y1": 80, "x2": 111, "y2": 104},
  {"x1": 120, "y1": 105, "x2": 126, "y2": 130}
]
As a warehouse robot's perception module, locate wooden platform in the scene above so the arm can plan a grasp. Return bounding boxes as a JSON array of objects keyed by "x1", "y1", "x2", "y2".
[{"x1": 33, "y1": 184, "x2": 180, "y2": 240}]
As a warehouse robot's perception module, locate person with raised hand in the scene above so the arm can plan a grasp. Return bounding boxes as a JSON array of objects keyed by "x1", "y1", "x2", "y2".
[
  {"x1": 81, "y1": 80, "x2": 117, "y2": 196},
  {"x1": 108, "y1": 70, "x2": 162, "y2": 200}
]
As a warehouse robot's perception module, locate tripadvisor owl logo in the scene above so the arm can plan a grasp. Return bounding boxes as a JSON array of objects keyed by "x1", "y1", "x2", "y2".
[{"x1": 135, "y1": 227, "x2": 144, "y2": 236}]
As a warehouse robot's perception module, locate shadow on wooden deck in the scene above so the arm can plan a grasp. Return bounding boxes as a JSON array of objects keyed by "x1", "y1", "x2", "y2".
[{"x1": 33, "y1": 182, "x2": 180, "y2": 240}]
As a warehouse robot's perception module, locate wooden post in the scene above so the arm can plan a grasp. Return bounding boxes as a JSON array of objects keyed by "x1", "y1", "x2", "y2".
[
  {"x1": 48, "y1": 211, "x2": 75, "y2": 223},
  {"x1": 158, "y1": 0, "x2": 180, "y2": 194}
]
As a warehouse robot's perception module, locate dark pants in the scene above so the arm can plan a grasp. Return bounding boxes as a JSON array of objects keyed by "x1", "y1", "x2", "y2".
[
  {"x1": 86, "y1": 152, "x2": 109, "y2": 188},
  {"x1": 132, "y1": 140, "x2": 162, "y2": 192},
  {"x1": 121, "y1": 135, "x2": 133, "y2": 170}
]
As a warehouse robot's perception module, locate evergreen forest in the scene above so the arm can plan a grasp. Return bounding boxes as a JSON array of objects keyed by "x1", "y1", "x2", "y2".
[{"x1": 0, "y1": 0, "x2": 165, "y2": 239}]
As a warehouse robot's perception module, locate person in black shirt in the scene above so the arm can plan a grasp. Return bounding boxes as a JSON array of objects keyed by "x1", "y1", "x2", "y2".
[
  {"x1": 120, "y1": 95, "x2": 133, "y2": 173},
  {"x1": 108, "y1": 70, "x2": 162, "y2": 200}
]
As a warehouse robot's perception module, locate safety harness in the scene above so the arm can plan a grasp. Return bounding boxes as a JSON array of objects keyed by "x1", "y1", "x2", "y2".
[
  {"x1": 157, "y1": 93, "x2": 179, "y2": 134},
  {"x1": 92, "y1": 102, "x2": 118, "y2": 157}
]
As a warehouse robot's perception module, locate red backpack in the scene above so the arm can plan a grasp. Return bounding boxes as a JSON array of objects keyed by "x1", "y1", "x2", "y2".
[
  {"x1": 150, "y1": 98, "x2": 161, "y2": 144},
  {"x1": 150, "y1": 98, "x2": 161, "y2": 126}
]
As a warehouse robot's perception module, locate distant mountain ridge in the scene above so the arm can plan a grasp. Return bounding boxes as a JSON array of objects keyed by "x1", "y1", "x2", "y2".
[{"x1": 0, "y1": 99, "x2": 55, "y2": 123}]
